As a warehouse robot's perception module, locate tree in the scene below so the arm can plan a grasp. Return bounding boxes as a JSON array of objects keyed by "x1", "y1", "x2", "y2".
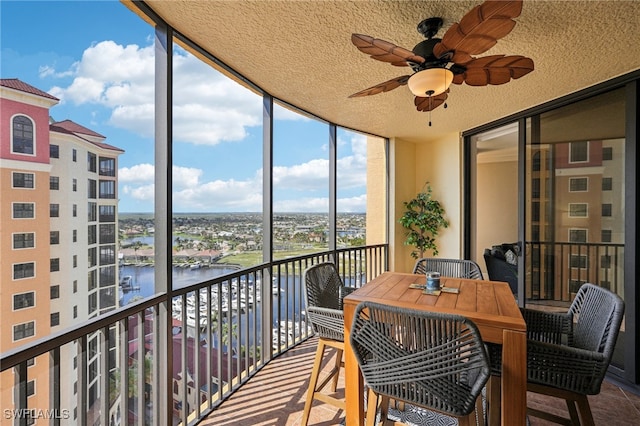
[{"x1": 399, "y1": 182, "x2": 449, "y2": 259}]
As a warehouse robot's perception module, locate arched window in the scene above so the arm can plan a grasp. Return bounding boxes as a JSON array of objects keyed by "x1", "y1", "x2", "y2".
[{"x1": 12, "y1": 115, "x2": 34, "y2": 155}]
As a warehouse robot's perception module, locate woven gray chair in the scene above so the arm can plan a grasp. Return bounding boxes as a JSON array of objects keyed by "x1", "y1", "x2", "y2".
[
  {"x1": 488, "y1": 283, "x2": 624, "y2": 426},
  {"x1": 350, "y1": 301, "x2": 490, "y2": 426},
  {"x1": 301, "y1": 262, "x2": 355, "y2": 425},
  {"x1": 412, "y1": 257, "x2": 484, "y2": 280}
]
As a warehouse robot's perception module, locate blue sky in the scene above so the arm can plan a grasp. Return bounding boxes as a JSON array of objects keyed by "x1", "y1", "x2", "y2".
[{"x1": 1, "y1": 0, "x2": 369, "y2": 213}]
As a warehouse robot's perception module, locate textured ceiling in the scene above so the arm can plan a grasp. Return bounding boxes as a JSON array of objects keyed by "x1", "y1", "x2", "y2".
[{"x1": 137, "y1": 0, "x2": 640, "y2": 143}]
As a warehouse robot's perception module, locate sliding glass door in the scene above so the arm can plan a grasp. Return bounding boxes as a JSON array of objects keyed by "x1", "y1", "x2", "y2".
[{"x1": 468, "y1": 86, "x2": 629, "y2": 374}]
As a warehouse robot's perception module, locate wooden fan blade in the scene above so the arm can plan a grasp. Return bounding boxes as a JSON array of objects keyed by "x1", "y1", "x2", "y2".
[
  {"x1": 349, "y1": 75, "x2": 411, "y2": 98},
  {"x1": 414, "y1": 91, "x2": 448, "y2": 112},
  {"x1": 351, "y1": 34, "x2": 425, "y2": 67},
  {"x1": 453, "y1": 55, "x2": 534, "y2": 86},
  {"x1": 433, "y1": 0, "x2": 523, "y2": 59}
]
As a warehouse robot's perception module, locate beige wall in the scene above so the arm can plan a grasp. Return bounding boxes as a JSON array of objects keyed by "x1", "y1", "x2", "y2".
[
  {"x1": 365, "y1": 136, "x2": 386, "y2": 245},
  {"x1": 474, "y1": 160, "x2": 518, "y2": 268},
  {"x1": 388, "y1": 133, "x2": 463, "y2": 273}
]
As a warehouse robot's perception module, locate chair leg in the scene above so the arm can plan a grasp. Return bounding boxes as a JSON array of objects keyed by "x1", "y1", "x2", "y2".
[
  {"x1": 475, "y1": 393, "x2": 486, "y2": 426},
  {"x1": 366, "y1": 388, "x2": 380, "y2": 426},
  {"x1": 575, "y1": 395, "x2": 595, "y2": 426},
  {"x1": 487, "y1": 375, "x2": 501, "y2": 426},
  {"x1": 566, "y1": 399, "x2": 581, "y2": 425},
  {"x1": 301, "y1": 340, "x2": 327, "y2": 426},
  {"x1": 331, "y1": 348, "x2": 343, "y2": 392}
]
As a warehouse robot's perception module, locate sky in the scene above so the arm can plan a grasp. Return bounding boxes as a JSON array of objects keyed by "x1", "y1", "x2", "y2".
[{"x1": 0, "y1": 0, "x2": 370, "y2": 213}]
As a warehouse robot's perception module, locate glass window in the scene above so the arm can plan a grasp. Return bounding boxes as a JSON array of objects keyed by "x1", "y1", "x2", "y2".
[
  {"x1": 73, "y1": 255, "x2": 77, "y2": 268},
  {"x1": 50, "y1": 176, "x2": 59, "y2": 190},
  {"x1": 50, "y1": 144, "x2": 59, "y2": 158},
  {"x1": 569, "y1": 254, "x2": 588, "y2": 268},
  {"x1": 601, "y1": 229, "x2": 612, "y2": 242},
  {"x1": 50, "y1": 258, "x2": 60, "y2": 272},
  {"x1": 13, "y1": 321, "x2": 35, "y2": 341},
  {"x1": 99, "y1": 205, "x2": 115, "y2": 222},
  {"x1": 50, "y1": 312, "x2": 60, "y2": 326},
  {"x1": 99, "y1": 157, "x2": 116, "y2": 176},
  {"x1": 602, "y1": 177, "x2": 612, "y2": 191},
  {"x1": 88, "y1": 270, "x2": 97, "y2": 291},
  {"x1": 88, "y1": 225, "x2": 97, "y2": 245},
  {"x1": 72, "y1": 178, "x2": 77, "y2": 192},
  {"x1": 88, "y1": 248, "x2": 97, "y2": 267},
  {"x1": 99, "y1": 224, "x2": 116, "y2": 244},
  {"x1": 569, "y1": 229, "x2": 588, "y2": 243},
  {"x1": 13, "y1": 292, "x2": 35, "y2": 310},
  {"x1": 50, "y1": 231, "x2": 59, "y2": 245},
  {"x1": 73, "y1": 306, "x2": 77, "y2": 319},
  {"x1": 88, "y1": 179, "x2": 97, "y2": 199},
  {"x1": 12, "y1": 172, "x2": 35, "y2": 188},
  {"x1": 13, "y1": 262, "x2": 35, "y2": 279},
  {"x1": 569, "y1": 141, "x2": 588, "y2": 163},
  {"x1": 72, "y1": 204, "x2": 77, "y2": 217},
  {"x1": 50, "y1": 285, "x2": 60, "y2": 299},
  {"x1": 73, "y1": 280, "x2": 77, "y2": 293},
  {"x1": 13, "y1": 233, "x2": 35, "y2": 249},
  {"x1": 602, "y1": 146, "x2": 613, "y2": 161},
  {"x1": 88, "y1": 202, "x2": 97, "y2": 221},
  {"x1": 99, "y1": 245, "x2": 116, "y2": 265},
  {"x1": 50, "y1": 203, "x2": 59, "y2": 217},
  {"x1": 72, "y1": 148, "x2": 77, "y2": 162},
  {"x1": 99, "y1": 180, "x2": 115, "y2": 199},
  {"x1": 87, "y1": 152, "x2": 96, "y2": 172},
  {"x1": 569, "y1": 177, "x2": 588, "y2": 192},
  {"x1": 601, "y1": 255, "x2": 612, "y2": 269},
  {"x1": 12, "y1": 115, "x2": 34, "y2": 154},
  {"x1": 99, "y1": 265, "x2": 116, "y2": 286},
  {"x1": 13, "y1": 202, "x2": 35, "y2": 219},
  {"x1": 569, "y1": 203, "x2": 588, "y2": 217},
  {"x1": 72, "y1": 229, "x2": 77, "y2": 243},
  {"x1": 531, "y1": 178, "x2": 540, "y2": 198},
  {"x1": 88, "y1": 293, "x2": 97, "y2": 315},
  {"x1": 602, "y1": 203, "x2": 612, "y2": 217}
]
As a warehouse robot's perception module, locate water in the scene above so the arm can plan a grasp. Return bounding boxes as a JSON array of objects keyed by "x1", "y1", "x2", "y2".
[{"x1": 119, "y1": 264, "x2": 242, "y2": 304}]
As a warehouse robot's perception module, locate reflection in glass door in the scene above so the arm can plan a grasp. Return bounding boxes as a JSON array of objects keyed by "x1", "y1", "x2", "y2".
[
  {"x1": 525, "y1": 88, "x2": 626, "y2": 370},
  {"x1": 469, "y1": 123, "x2": 520, "y2": 284}
]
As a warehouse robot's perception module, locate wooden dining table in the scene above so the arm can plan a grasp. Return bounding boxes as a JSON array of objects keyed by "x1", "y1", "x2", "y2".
[{"x1": 343, "y1": 272, "x2": 527, "y2": 426}]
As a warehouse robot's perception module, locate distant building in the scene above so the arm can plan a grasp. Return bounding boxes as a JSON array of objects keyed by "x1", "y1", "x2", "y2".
[{"x1": 1, "y1": 78, "x2": 124, "y2": 424}]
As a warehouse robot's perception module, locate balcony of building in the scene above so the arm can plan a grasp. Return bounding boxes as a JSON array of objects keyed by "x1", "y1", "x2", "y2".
[{"x1": 3, "y1": 1, "x2": 640, "y2": 425}]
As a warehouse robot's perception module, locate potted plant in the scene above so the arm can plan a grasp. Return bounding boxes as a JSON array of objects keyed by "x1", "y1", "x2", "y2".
[{"x1": 399, "y1": 182, "x2": 449, "y2": 259}]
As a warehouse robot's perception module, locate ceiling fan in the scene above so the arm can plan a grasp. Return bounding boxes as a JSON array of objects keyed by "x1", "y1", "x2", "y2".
[{"x1": 349, "y1": 0, "x2": 534, "y2": 125}]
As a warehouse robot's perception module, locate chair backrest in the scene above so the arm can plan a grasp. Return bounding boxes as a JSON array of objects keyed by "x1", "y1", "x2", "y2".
[
  {"x1": 350, "y1": 301, "x2": 490, "y2": 418},
  {"x1": 303, "y1": 262, "x2": 343, "y2": 310},
  {"x1": 569, "y1": 283, "x2": 625, "y2": 362},
  {"x1": 413, "y1": 258, "x2": 484, "y2": 280},
  {"x1": 483, "y1": 252, "x2": 518, "y2": 295},
  {"x1": 303, "y1": 262, "x2": 347, "y2": 341}
]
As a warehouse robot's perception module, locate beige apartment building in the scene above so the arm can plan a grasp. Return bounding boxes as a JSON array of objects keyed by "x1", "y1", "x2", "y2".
[{"x1": 1, "y1": 79, "x2": 123, "y2": 424}]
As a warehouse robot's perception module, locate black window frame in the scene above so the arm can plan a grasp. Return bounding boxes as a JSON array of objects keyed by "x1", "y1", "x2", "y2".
[
  {"x1": 12, "y1": 115, "x2": 34, "y2": 155},
  {"x1": 12, "y1": 172, "x2": 35, "y2": 188}
]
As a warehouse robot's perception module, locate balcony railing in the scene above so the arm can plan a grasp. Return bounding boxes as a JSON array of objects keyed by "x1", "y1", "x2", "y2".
[
  {"x1": 525, "y1": 241, "x2": 624, "y2": 303},
  {"x1": 1, "y1": 244, "x2": 387, "y2": 426}
]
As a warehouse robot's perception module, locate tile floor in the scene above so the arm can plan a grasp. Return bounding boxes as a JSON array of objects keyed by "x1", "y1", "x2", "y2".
[{"x1": 202, "y1": 337, "x2": 640, "y2": 426}]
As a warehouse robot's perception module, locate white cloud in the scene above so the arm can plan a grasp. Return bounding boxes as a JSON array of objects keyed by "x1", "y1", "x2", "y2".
[{"x1": 119, "y1": 163, "x2": 154, "y2": 184}]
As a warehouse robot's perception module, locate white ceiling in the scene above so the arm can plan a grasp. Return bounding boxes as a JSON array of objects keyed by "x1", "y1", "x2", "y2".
[{"x1": 136, "y1": 0, "x2": 640, "y2": 143}]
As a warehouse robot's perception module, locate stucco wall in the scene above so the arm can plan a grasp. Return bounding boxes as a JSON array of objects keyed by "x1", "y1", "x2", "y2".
[{"x1": 389, "y1": 133, "x2": 462, "y2": 273}]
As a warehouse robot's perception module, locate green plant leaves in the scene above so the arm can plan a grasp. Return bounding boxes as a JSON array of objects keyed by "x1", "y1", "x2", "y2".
[{"x1": 398, "y1": 183, "x2": 449, "y2": 258}]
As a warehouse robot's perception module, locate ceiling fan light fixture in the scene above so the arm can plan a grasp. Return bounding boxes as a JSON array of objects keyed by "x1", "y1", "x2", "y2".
[{"x1": 407, "y1": 68, "x2": 453, "y2": 97}]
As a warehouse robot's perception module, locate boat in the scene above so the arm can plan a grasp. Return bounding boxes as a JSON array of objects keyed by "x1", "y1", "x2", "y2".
[{"x1": 120, "y1": 275, "x2": 133, "y2": 291}]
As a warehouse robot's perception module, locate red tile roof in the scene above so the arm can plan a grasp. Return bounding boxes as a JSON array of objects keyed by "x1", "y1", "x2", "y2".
[
  {"x1": 0, "y1": 78, "x2": 59, "y2": 101},
  {"x1": 52, "y1": 119, "x2": 105, "y2": 138}
]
